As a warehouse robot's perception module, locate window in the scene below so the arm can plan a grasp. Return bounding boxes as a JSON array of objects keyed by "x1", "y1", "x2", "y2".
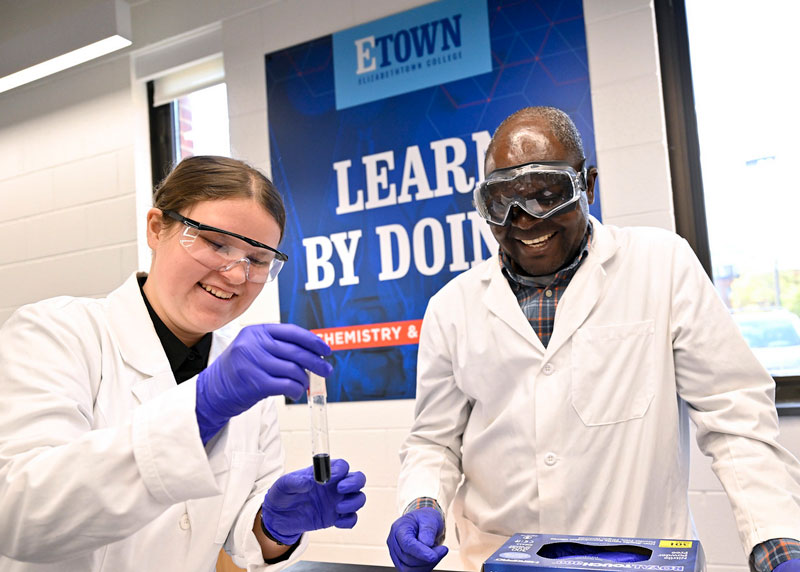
[
  {"x1": 656, "y1": 0, "x2": 800, "y2": 411},
  {"x1": 147, "y1": 55, "x2": 230, "y2": 188},
  {"x1": 175, "y1": 83, "x2": 230, "y2": 160}
]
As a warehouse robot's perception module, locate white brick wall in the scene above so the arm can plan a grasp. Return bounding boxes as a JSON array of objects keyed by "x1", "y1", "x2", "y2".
[
  {"x1": 0, "y1": 56, "x2": 140, "y2": 325},
  {"x1": 0, "y1": 1, "x2": 797, "y2": 570},
  {"x1": 583, "y1": 0, "x2": 676, "y2": 232}
]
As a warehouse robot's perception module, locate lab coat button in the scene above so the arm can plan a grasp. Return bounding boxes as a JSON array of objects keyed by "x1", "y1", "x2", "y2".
[
  {"x1": 179, "y1": 513, "x2": 190, "y2": 530},
  {"x1": 544, "y1": 452, "x2": 558, "y2": 466},
  {"x1": 542, "y1": 363, "x2": 554, "y2": 375}
]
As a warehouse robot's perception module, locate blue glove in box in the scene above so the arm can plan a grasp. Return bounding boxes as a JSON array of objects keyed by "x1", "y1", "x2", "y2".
[{"x1": 482, "y1": 533, "x2": 704, "y2": 572}]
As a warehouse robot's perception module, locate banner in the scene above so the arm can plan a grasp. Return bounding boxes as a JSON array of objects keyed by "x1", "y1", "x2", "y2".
[{"x1": 266, "y1": 0, "x2": 599, "y2": 402}]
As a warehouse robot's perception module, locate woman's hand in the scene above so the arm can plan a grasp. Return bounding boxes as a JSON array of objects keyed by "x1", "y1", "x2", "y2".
[
  {"x1": 260, "y1": 459, "x2": 367, "y2": 544},
  {"x1": 195, "y1": 323, "x2": 331, "y2": 444}
]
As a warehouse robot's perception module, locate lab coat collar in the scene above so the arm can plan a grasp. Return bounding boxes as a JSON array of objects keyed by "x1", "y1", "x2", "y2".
[
  {"x1": 545, "y1": 216, "x2": 620, "y2": 356},
  {"x1": 481, "y1": 257, "x2": 545, "y2": 353},
  {"x1": 584, "y1": 215, "x2": 618, "y2": 264},
  {"x1": 105, "y1": 272, "x2": 174, "y2": 378},
  {"x1": 479, "y1": 217, "x2": 620, "y2": 355},
  {"x1": 105, "y1": 273, "x2": 239, "y2": 407}
]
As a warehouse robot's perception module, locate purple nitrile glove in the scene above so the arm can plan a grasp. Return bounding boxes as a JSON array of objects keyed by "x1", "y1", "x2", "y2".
[
  {"x1": 260, "y1": 458, "x2": 367, "y2": 545},
  {"x1": 387, "y1": 508, "x2": 448, "y2": 572},
  {"x1": 774, "y1": 560, "x2": 800, "y2": 572},
  {"x1": 196, "y1": 323, "x2": 332, "y2": 444}
]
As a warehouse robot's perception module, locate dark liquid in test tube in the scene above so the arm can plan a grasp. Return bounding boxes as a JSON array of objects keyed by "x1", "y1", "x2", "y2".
[
  {"x1": 308, "y1": 371, "x2": 330, "y2": 483},
  {"x1": 313, "y1": 453, "x2": 331, "y2": 484}
]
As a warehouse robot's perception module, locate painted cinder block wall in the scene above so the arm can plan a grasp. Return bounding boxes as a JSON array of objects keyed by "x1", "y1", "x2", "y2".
[{"x1": 0, "y1": 2, "x2": 797, "y2": 571}]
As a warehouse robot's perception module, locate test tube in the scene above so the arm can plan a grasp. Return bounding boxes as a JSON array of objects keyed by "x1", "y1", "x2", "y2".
[{"x1": 307, "y1": 371, "x2": 331, "y2": 483}]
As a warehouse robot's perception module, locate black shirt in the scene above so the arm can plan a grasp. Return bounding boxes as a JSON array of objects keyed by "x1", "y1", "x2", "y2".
[{"x1": 137, "y1": 276, "x2": 212, "y2": 383}]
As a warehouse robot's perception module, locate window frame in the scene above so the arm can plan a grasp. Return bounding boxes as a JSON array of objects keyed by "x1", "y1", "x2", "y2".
[
  {"x1": 654, "y1": 0, "x2": 800, "y2": 414},
  {"x1": 147, "y1": 79, "x2": 178, "y2": 190}
]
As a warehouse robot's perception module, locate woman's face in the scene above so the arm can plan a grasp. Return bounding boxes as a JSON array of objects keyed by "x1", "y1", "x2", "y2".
[{"x1": 144, "y1": 197, "x2": 282, "y2": 346}]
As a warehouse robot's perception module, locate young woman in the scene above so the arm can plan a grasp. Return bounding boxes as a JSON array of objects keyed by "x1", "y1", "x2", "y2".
[{"x1": 0, "y1": 156, "x2": 366, "y2": 571}]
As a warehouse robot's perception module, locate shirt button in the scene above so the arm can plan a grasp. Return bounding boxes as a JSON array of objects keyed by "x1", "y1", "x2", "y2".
[
  {"x1": 179, "y1": 513, "x2": 191, "y2": 530},
  {"x1": 544, "y1": 289, "x2": 553, "y2": 298},
  {"x1": 542, "y1": 363, "x2": 554, "y2": 375},
  {"x1": 544, "y1": 452, "x2": 558, "y2": 466}
]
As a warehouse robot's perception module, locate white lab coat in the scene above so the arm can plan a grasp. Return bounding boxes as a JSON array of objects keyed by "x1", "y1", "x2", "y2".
[
  {"x1": 398, "y1": 218, "x2": 800, "y2": 570},
  {"x1": 0, "y1": 273, "x2": 308, "y2": 571}
]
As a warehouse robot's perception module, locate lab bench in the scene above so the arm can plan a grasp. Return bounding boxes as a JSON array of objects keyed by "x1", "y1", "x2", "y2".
[
  {"x1": 285, "y1": 561, "x2": 465, "y2": 572},
  {"x1": 286, "y1": 562, "x2": 396, "y2": 572}
]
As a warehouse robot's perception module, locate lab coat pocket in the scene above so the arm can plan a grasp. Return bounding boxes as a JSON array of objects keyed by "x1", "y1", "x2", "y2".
[
  {"x1": 213, "y1": 451, "x2": 263, "y2": 544},
  {"x1": 571, "y1": 320, "x2": 655, "y2": 426}
]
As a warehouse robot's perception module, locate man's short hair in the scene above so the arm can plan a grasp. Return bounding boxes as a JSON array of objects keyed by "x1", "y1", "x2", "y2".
[{"x1": 487, "y1": 106, "x2": 585, "y2": 164}]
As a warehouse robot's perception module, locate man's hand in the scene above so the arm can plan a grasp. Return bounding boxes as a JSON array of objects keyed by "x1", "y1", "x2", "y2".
[
  {"x1": 195, "y1": 323, "x2": 332, "y2": 444},
  {"x1": 260, "y1": 459, "x2": 366, "y2": 545},
  {"x1": 386, "y1": 508, "x2": 448, "y2": 572}
]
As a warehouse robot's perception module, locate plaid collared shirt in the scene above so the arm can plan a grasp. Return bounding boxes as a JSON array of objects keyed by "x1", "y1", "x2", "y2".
[
  {"x1": 751, "y1": 539, "x2": 800, "y2": 572},
  {"x1": 500, "y1": 223, "x2": 593, "y2": 347}
]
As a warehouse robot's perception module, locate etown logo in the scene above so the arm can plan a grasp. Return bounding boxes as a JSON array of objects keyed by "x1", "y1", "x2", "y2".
[
  {"x1": 331, "y1": 0, "x2": 489, "y2": 109},
  {"x1": 354, "y1": 14, "x2": 462, "y2": 74}
]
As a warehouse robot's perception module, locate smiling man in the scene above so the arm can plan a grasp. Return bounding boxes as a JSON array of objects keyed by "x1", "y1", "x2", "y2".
[
  {"x1": 481, "y1": 107, "x2": 596, "y2": 279},
  {"x1": 386, "y1": 107, "x2": 800, "y2": 572}
]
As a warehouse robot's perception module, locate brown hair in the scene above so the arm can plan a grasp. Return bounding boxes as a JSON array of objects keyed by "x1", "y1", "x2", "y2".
[{"x1": 153, "y1": 155, "x2": 286, "y2": 240}]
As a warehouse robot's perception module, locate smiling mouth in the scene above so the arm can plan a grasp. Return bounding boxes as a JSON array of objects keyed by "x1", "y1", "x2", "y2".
[
  {"x1": 199, "y1": 283, "x2": 235, "y2": 300},
  {"x1": 520, "y1": 232, "x2": 555, "y2": 247}
]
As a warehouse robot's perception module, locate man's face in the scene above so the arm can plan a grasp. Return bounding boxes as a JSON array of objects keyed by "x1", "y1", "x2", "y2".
[{"x1": 485, "y1": 118, "x2": 596, "y2": 276}]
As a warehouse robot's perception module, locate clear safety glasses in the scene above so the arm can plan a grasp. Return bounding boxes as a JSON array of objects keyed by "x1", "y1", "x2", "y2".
[
  {"x1": 162, "y1": 209, "x2": 288, "y2": 284},
  {"x1": 473, "y1": 161, "x2": 588, "y2": 226}
]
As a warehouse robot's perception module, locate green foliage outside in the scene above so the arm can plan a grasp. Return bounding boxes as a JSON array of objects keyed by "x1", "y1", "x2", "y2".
[{"x1": 729, "y1": 269, "x2": 800, "y2": 317}]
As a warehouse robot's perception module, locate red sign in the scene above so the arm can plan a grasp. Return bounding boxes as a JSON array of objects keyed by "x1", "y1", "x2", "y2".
[{"x1": 312, "y1": 319, "x2": 423, "y2": 350}]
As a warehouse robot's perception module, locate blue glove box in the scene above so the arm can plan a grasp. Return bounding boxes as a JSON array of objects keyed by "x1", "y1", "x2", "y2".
[{"x1": 482, "y1": 533, "x2": 704, "y2": 572}]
